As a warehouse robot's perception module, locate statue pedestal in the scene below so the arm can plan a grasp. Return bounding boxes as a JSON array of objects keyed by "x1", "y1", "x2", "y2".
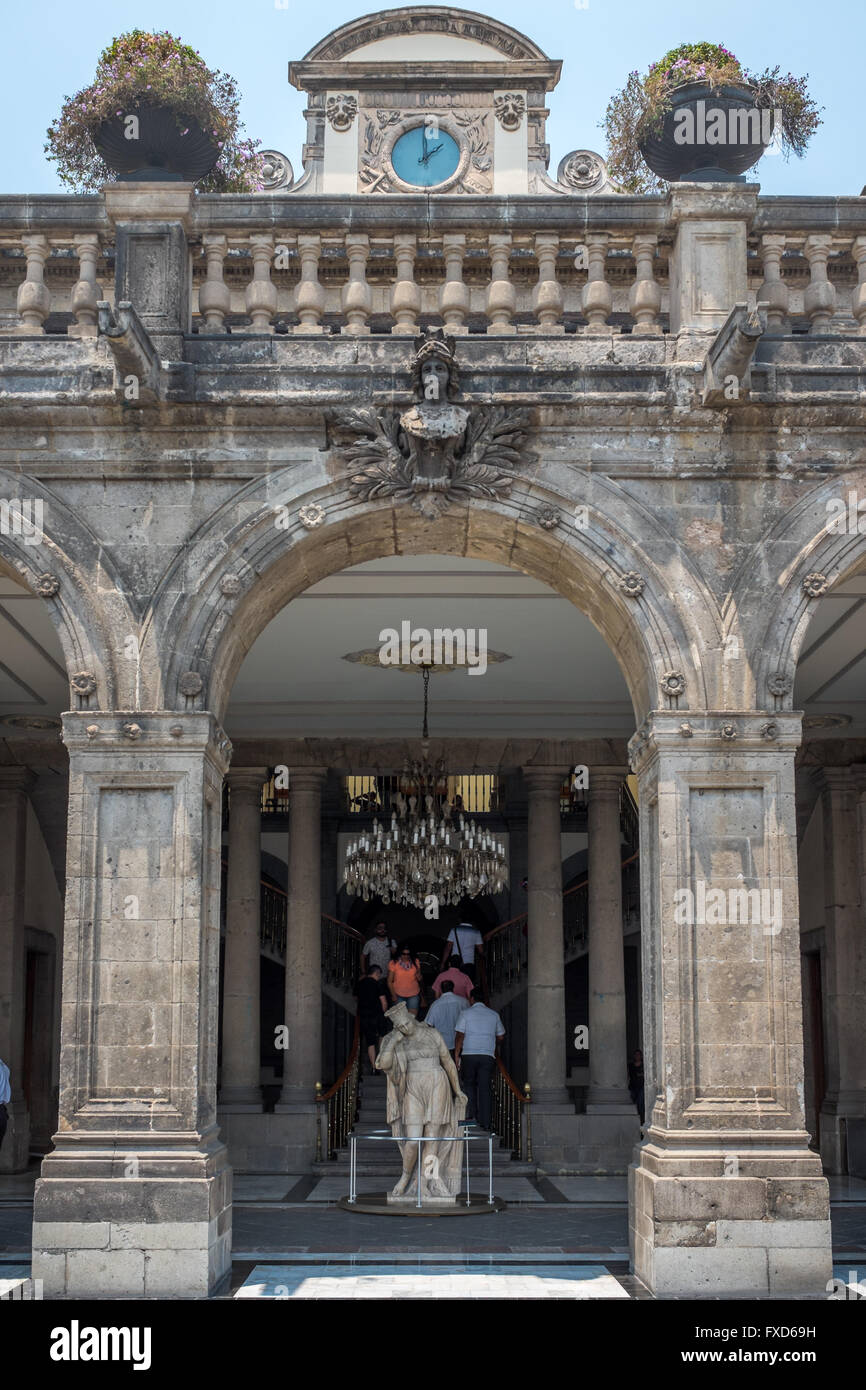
[{"x1": 387, "y1": 1191, "x2": 457, "y2": 1207}]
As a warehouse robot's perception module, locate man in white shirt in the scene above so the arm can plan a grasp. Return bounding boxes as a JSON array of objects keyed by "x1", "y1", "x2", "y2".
[
  {"x1": 440, "y1": 921, "x2": 484, "y2": 984},
  {"x1": 454, "y1": 992, "x2": 505, "y2": 1132},
  {"x1": 424, "y1": 981, "x2": 469, "y2": 1054},
  {"x1": 362, "y1": 921, "x2": 397, "y2": 977},
  {"x1": 0, "y1": 1055, "x2": 10, "y2": 1154}
]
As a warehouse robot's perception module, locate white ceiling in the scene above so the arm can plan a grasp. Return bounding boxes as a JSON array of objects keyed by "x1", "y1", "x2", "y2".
[{"x1": 0, "y1": 555, "x2": 862, "y2": 741}]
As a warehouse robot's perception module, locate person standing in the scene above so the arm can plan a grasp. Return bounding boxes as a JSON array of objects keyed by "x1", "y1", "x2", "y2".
[
  {"x1": 424, "y1": 980, "x2": 469, "y2": 1056},
  {"x1": 440, "y1": 920, "x2": 484, "y2": 984},
  {"x1": 454, "y1": 991, "x2": 505, "y2": 1132},
  {"x1": 362, "y1": 921, "x2": 396, "y2": 978},
  {"x1": 387, "y1": 946, "x2": 424, "y2": 1017},
  {"x1": 628, "y1": 1048, "x2": 645, "y2": 1124},
  {"x1": 356, "y1": 964, "x2": 388, "y2": 1074},
  {"x1": 431, "y1": 961, "x2": 472, "y2": 1001},
  {"x1": 0, "y1": 1054, "x2": 10, "y2": 1154}
]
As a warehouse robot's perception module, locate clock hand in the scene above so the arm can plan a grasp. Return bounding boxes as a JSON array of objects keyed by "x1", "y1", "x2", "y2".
[{"x1": 418, "y1": 142, "x2": 444, "y2": 166}]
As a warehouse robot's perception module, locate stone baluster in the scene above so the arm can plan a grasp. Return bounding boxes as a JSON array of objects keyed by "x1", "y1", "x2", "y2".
[
  {"x1": 532, "y1": 233, "x2": 563, "y2": 332},
  {"x1": 391, "y1": 233, "x2": 421, "y2": 335},
  {"x1": 342, "y1": 234, "x2": 371, "y2": 334},
  {"x1": 628, "y1": 234, "x2": 661, "y2": 335},
  {"x1": 803, "y1": 235, "x2": 836, "y2": 332},
  {"x1": 851, "y1": 236, "x2": 866, "y2": 333},
  {"x1": 581, "y1": 233, "x2": 612, "y2": 332},
  {"x1": 441, "y1": 234, "x2": 469, "y2": 332},
  {"x1": 69, "y1": 235, "x2": 101, "y2": 339},
  {"x1": 487, "y1": 233, "x2": 516, "y2": 334},
  {"x1": 758, "y1": 234, "x2": 789, "y2": 331},
  {"x1": 294, "y1": 234, "x2": 326, "y2": 334},
  {"x1": 199, "y1": 235, "x2": 230, "y2": 333},
  {"x1": 244, "y1": 235, "x2": 277, "y2": 333},
  {"x1": 17, "y1": 235, "x2": 51, "y2": 334}
]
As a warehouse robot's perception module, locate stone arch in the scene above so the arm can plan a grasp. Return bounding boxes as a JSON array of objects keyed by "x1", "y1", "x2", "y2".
[
  {"x1": 300, "y1": 7, "x2": 551, "y2": 63},
  {"x1": 0, "y1": 472, "x2": 129, "y2": 709},
  {"x1": 750, "y1": 482, "x2": 866, "y2": 706},
  {"x1": 148, "y1": 470, "x2": 720, "y2": 725}
]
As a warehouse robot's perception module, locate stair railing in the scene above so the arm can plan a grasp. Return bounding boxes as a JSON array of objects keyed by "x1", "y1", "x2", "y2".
[
  {"x1": 484, "y1": 852, "x2": 640, "y2": 999},
  {"x1": 492, "y1": 1065, "x2": 532, "y2": 1162},
  {"x1": 316, "y1": 1012, "x2": 361, "y2": 1160},
  {"x1": 321, "y1": 913, "x2": 364, "y2": 994}
]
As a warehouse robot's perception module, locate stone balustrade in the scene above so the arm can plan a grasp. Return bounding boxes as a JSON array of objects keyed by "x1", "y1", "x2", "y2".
[{"x1": 0, "y1": 192, "x2": 865, "y2": 340}]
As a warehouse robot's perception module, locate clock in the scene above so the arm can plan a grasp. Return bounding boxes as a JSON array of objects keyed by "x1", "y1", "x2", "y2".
[{"x1": 390, "y1": 126, "x2": 461, "y2": 188}]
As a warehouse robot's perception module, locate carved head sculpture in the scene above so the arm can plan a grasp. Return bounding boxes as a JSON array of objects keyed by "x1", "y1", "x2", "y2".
[
  {"x1": 493, "y1": 93, "x2": 526, "y2": 132},
  {"x1": 411, "y1": 331, "x2": 461, "y2": 402},
  {"x1": 326, "y1": 94, "x2": 358, "y2": 132},
  {"x1": 385, "y1": 1000, "x2": 416, "y2": 1035}
]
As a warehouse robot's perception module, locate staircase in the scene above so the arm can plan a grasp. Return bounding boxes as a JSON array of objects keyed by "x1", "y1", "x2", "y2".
[{"x1": 312, "y1": 1069, "x2": 534, "y2": 1178}]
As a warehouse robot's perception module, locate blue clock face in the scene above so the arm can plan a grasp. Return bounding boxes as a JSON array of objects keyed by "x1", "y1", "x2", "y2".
[{"x1": 391, "y1": 126, "x2": 461, "y2": 188}]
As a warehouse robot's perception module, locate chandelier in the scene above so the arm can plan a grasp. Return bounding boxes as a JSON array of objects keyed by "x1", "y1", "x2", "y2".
[{"x1": 343, "y1": 666, "x2": 508, "y2": 910}]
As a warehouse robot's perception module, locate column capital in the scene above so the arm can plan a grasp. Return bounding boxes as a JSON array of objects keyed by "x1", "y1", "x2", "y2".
[
  {"x1": 226, "y1": 766, "x2": 268, "y2": 801},
  {"x1": 589, "y1": 765, "x2": 627, "y2": 798},
  {"x1": 521, "y1": 764, "x2": 569, "y2": 793},
  {"x1": 286, "y1": 766, "x2": 328, "y2": 794},
  {"x1": 0, "y1": 767, "x2": 36, "y2": 795}
]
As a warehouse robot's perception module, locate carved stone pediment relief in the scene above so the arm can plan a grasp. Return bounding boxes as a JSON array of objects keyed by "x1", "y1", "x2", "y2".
[
  {"x1": 331, "y1": 332, "x2": 535, "y2": 518},
  {"x1": 359, "y1": 107, "x2": 492, "y2": 195}
]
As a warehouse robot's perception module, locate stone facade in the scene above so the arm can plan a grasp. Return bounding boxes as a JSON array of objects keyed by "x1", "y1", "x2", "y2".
[{"x1": 0, "y1": 8, "x2": 863, "y2": 1299}]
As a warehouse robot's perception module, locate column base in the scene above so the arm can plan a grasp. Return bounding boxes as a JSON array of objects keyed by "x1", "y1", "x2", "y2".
[
  {"x1": 219, "y1": 1108, "x2": 318, "y2": 1171},
  {"x1": 32, "y1": 1127, "x2": 231, "y2": 1299},
  {"x1": 820, "y1": 1093, "x2": 866, "y2": 1174},
  {"x1": 586, "y1": 1085, "x2": 636, "y2": 1114},
  {"x1": 218, "y1": 1087, "x2": 263, "y2": 1112},
  {"x1": 532, "y1": 1110, "x2": 640, "y2": 1172},
  {"x1": 630, "y1": 1133, "x2": 832, "y2": 1297},
  {"x1": 0, "y1": 1100, "x2": 30, "y2": 1173}
]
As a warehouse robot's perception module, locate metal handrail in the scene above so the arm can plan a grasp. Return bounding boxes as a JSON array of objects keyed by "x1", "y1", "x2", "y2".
[
  {"x1": 316, "y1": 1012, "x2": 361, "y2": 1160},
  {"x1": 492, "y1": 1064, "x2": 532, "y2": 1162}
]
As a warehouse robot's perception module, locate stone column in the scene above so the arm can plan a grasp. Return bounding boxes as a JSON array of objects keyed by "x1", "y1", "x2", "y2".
[
  {"x1": 586, "y1": 767, "x2": 632, "y2": 1112},
  {"x1": 523, "y1": 766, "x2": 570, "y2": 1107},
  {"x1": 629, "y1": 712, "x2": 831, "y2": 1298},
  {"x1": 278, "y1": 768, "x2": 327, "y2": 1108},
  {"x1": 818, "y1": 767, "x2": 866, "y2": 1172},
  {"x1": 0, "y1": 768, "x2": 35, "y2": 1172},
  {"x1": 219, "y1": 768, "x2": 267, "y2": 1109},
  {"x1": 32, "y1": 713, "x2": 231, "y2": 1299}
]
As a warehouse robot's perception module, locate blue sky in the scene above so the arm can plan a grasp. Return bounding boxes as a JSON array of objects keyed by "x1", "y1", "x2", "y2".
[{"x1": 1, "y1": 0, "x2": 862, "y2": 195}]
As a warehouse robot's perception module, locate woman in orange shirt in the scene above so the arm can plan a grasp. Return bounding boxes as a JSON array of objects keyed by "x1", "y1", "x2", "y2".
[{"x1": 388, "y1": 947, "x2": 423, "y2": 1017}]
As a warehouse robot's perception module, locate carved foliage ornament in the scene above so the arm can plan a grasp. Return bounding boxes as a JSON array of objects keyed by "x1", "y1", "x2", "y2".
[
  {"x1": 661, "y1": 671, "x2": 686, "y2": 697},
  {"x1": 803, "y1": 572, "x2": 829, "y2": 597},
  {"x1": 36, "y1": 573, "x2": 60, "y2": 597},
  {"x1": 493, "y1": 94, "x2": 526, "y2": 131},
  {"x1": 557, "y1": 150, "x2": 606, "y2": 192},
  {"x1": 71, "y1": 672, "x2": 97, "y2": 698},
  {"x1": 258, "y1": 150, "x2": 294, "y2": 191},
  {"x1": 333, "y1": 333, "x2": 535, "y2": 520},
  {"x1": 618, "y1": 571, "x2": 645, "y2": 598},
  {"x1": 326, "y1": 95, "x2": 358, "y2": 132}
]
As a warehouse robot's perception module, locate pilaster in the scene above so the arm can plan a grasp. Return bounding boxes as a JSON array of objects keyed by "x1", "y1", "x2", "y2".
[{"x1": 628, "y1": 711, "x2": 831, "y2": 1296}]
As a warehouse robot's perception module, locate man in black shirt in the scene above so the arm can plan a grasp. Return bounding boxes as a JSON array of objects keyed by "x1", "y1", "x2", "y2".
[{"x1": 356, "y1": 964, "x2": 388, "y2": 1072}]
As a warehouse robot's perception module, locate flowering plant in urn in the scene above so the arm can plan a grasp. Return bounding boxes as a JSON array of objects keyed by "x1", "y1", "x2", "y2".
[{"x1": 46, "y1": 30, "x2": 265, "y2": 191}]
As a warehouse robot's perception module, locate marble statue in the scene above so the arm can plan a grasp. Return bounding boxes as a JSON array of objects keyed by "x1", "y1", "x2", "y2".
[{"x1": 375, "y1": 1000, "x2": 468, "y2": 1203}]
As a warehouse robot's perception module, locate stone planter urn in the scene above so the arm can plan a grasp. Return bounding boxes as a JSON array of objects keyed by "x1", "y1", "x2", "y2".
[
  {"x1": 93, "y1": 105, "x2": 220, "y2": 183},
  {"x1": 639, "y1": 81, "x2": 775, "y2": 182}
]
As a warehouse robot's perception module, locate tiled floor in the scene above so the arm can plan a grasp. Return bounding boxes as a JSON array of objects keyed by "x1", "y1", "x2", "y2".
[
  {"x1": 235, "y1": 1261, "x2": 630, "y2": 1299},
  {"x1": 546, "y1": 1177, "x2": 628, "y2": 1203},
  {"x1": 0, "y1": 1265, "x2": 32, "y2": 1298},
  {"x1": 831, "y1": 1264, "x2": 866, "y2": 1295},
  {"x1": 233, "y1": 1176, "x2": 304, "y2": 1202},
  {"x1": 827, "y1": 1178, "x2": 866, "y2": 1203}
]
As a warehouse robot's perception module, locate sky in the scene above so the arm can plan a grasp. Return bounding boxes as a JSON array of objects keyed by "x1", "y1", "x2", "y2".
[{"x1": 1, "y1": 0, "x2": 863, "y2": 196}]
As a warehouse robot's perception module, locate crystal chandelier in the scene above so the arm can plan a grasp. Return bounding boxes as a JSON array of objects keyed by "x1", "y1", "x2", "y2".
[{"x1": 343, "y1": 666, "x2": 508, "y2": 910}]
